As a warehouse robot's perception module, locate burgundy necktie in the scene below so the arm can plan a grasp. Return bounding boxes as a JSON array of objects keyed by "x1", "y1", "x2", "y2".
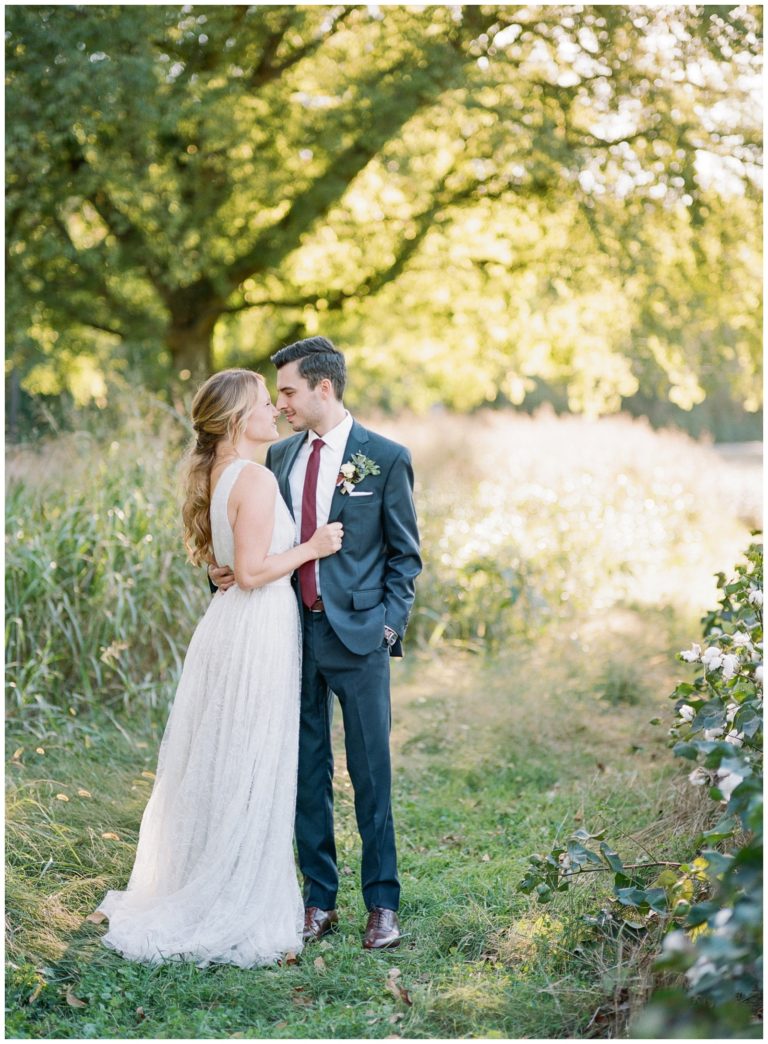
[{"x1": 298, "y1": 438, "x2": 325, "y2": 608}]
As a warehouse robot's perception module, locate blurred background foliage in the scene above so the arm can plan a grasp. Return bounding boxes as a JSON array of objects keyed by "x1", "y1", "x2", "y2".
[{"x1": 5, "y1": 4, "x2": 763, "y2": 438}]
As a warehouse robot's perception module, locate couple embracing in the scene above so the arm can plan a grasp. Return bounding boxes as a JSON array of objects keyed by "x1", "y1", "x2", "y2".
[{"x1": 97, "y1": 338, "x2": 422, "y2": 966}]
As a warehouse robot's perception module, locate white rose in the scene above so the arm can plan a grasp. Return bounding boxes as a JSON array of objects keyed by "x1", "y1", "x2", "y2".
[
  {"x1": 748, "y1": 588, "x2": 763, "y2": 607},
  {"x1": 713, "y1": 908, "x2": 732, "y2": 929},
  {"x1": 731, "y1": 631, "x2": 751, "y2": 648},
  {"x1": 724, "y1": 730, "x2": 744, "y2": 747},
  {"x1": 340, "y1": 463, "x2": 356, "y2": 479},
  {"x1": 686, "y1": 956, "x2": 717, "y2": 988},
  {"x1": 688, "y1": 767, "x2": 709, "y2": 786},
  {"x1": 677, "y1": 705, "x2": 695, "y2": 722},
  {"x1": 715, "y1": 769, "x2": 744, "y2": 801},
  {"x1": 721, "y1": 654, "x2": 740, "y2": 681},
  {"x1": 680, "y1": 643, "x2": 701, "y2": 662},
  {"x1": 662, "y1": 930, "x2": 693, "y2": 955},
  {"x1": 701, "y1": 646, "x2": 724, "y2": 671},
  {"x1": 703, "y1": 727, "x2": 724, "y2": 740}
]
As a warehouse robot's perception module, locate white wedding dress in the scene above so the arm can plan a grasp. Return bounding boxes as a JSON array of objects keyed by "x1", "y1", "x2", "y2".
[{"x1": 98, "y1": 459, "x2": 304, "y2": 967}]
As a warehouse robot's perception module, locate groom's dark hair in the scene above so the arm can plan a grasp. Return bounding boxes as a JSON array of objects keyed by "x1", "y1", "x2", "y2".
[{"x1": 271, "y1": 336, "x2": 346, "y2": 400}]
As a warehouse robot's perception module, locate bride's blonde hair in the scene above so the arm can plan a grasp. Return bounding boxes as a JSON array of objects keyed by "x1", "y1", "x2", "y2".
[{"x1": 181, "y1": 368, "x2": 265, "y2": 566}]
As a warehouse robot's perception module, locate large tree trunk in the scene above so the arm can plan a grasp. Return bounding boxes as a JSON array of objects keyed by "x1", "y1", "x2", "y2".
[{"x1": 164, "y1": 282, "x2": 224, "y2": 378}]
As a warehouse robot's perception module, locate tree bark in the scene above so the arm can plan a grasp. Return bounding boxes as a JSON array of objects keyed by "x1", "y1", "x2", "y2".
[{"x1": 164, "y1": 283, "x2": 224, "y2": 377}]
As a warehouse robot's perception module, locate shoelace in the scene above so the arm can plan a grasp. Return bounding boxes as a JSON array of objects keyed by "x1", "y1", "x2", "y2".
[{"x1": 369, "y1": 909, "x2": 388, "y2": 929}]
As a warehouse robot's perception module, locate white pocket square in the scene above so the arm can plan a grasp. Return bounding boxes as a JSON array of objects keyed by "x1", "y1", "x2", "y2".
[{"x1": 348, "y1": 490, "x2": 373, "y2": 497}]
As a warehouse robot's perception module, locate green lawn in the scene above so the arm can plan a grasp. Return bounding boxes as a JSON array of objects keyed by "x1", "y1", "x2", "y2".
[{"x1": 7, "y1": 608, "x2": 700, "y2": 1039}]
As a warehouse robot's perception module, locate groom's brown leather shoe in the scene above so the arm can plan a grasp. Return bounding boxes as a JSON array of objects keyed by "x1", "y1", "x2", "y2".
[
  {"x1": 363, "y1": 907, "x2": 400, "y2": 949},
  {"x1": 302, "y1": 906, "x2": 338, "y2": 942}
]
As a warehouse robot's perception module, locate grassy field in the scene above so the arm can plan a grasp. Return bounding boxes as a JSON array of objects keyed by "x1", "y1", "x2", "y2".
[
  {"x1": 8, "y1": 606, "x2": 711, "y2": 1040},
  {"x1": 6, "y1": 407, "x2": 760, "y2": 1038}
]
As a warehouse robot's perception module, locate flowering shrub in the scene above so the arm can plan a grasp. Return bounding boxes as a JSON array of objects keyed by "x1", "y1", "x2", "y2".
[{"x1": 518, "y1": 540, "x2": 763, "y2": 1037}]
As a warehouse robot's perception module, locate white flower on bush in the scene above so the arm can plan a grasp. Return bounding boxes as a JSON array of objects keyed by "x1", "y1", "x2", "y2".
[
  {"x1": 748, "y1": 588, "x2": 763, "y2": 607},
  {"x1": 701, "y1": 646, "x2": 724, "y2": 671},
  {"x1": 688, "y1": 767, "x2": 709, "y2": 786},
  {"x1": 662, "y1": 929, "x2": 694, "y2": 955},
  {"x1": 721, "y1": 653, "x2": 741, "y2": 681},
  {"x1": 677, "y1": 704, "x2": 695, "y2": 723},
  {"x1": 703, "y1": 727, "x2": 724, "y2": 740},
  {"x1": 755, "y1": 664, "x2": 763, "y2": 687},
  {"x1": 713, "y1": 908, "x2": 732, "y2": 929},
  {"x1": 686, "y1": 956, "x2": 718, "y2": 988},
  {"x1": 680, "y1": 643, "x2": 701, "y2": 662},
  {"x1": 724, "y1": 730, "x2": 744, "y2": 748},
  {"x1": 731, "y1": 631, "x2": 751, "y2": 648},
  {"x1": 715, "y1": 769, "x2": 745, "y2": 801},
  {"x1": 726, "y1": 702, "x2": 739, "y2": 722}
]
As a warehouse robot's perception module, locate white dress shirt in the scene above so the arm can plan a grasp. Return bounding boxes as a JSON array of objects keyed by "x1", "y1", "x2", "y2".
[{"x1": 289, "y1": 411, "x2": 354, "y2": 596}]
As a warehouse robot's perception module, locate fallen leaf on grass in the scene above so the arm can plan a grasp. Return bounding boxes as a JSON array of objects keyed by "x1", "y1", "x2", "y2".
[
  {"x1": 341, "y1": 865, "x2": 353, "y2": 875},
  {"x1": 66, "y1": 987, "x2": 87, "y2": 1008},
  {"x1": 313, "y1": 956, "x2": 326, "y2": 971},
  {"x1": 280, "y1": 950, "x2": 298, "y2": 966},
  {"x1": 77, "y1": 789, "x2": 92, "y2": 798},
  {"x1": 11, "y1": 748, "x2": 23, "y2": 762},
  {"x1": 481, "y1": 853, "x2": 491, "y2": 862},
  {"x1": 141, "y1": 770, "x2": 156, "y2": 780},
  {"x1": 55, "y1": 793, "x2": 69, "y2": 802},
  {"x1": 101, "y1": 832, "x2": 120, "y2": 841},
  {"x1": 85, "y1": 910, "x2": 107, "y2": 924},
  {"x1": 28, "y1": 982, "x2": 44, "y2": 1004},
  {"x1": 36, "y1": 747, "x2": 45, "y2": 755},
  {"x1": 385, "y1": 968, "x2": 412, "y2": 1006},
  {"x1": 292, "y1": 987, "x2": 312, "y2": 1007},
  {"x1": 135, "y1": 1007, "x2": 145, "y2": 1021},
  {"x1": 388, "y1": 1013, "x2": 404, "y2": 1024}
]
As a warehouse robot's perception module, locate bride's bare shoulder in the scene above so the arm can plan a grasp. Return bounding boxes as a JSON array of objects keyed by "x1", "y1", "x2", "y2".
[{"x1": 231, "y1": 461, "x2": 277, "y2": 501}]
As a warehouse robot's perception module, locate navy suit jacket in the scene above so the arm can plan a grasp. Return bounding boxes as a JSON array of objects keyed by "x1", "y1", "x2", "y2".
[{"x1": 265, "y1": 420, "x2": 422, "y2": 657}]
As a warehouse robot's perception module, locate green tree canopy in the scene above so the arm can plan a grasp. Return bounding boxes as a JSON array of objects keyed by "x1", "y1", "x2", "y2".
[{"x1": 6, "y1": 4, "x2": 762, "y2": 414}]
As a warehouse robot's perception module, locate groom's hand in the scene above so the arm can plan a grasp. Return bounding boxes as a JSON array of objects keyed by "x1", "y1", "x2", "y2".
[{"x1": 209, "y1": 563, "x2": 236, "y2": 591}]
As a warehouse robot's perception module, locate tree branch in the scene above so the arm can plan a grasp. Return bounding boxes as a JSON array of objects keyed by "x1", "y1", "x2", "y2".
[
  {"x1": 561, "y1": 860, "x2": 682, "y2": 879},
  {"x1": 248, "y1": 6, "x2": 357, "y2": 89}
]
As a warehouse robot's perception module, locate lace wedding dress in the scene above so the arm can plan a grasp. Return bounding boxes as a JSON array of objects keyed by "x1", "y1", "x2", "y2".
[{"x1": 98, "y1": 460, "x2": 304, "y2": 967}]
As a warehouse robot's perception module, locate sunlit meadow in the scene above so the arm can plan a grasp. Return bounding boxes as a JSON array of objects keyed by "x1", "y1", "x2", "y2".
[{"x1": 6, "y1": 402, "x2": 759, "y2": 720}]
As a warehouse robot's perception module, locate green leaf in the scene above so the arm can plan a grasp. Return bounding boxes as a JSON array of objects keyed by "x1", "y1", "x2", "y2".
[
  {"x1": 616, "y1": 886, "x2": 649, "y2": 907},
  {"x1": 673, "y1": 741, "x2": 699, "y2": 760},
  {"x1": 599, "y1": 842, "x2": 624, "y2": 872}
]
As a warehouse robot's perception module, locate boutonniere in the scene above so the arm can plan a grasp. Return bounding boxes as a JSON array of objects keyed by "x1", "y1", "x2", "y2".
[{"x1": 336, "y1": 452, "x2": 381, "y2": 494}]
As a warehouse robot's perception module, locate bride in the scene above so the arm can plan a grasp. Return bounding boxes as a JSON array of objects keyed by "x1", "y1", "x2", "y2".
[{"x1": 97, "y1": 368, "x2": 343, "y2": 967}]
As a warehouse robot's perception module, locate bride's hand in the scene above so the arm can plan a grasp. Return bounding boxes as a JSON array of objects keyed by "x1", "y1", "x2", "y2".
[
  {"x1": 309, "y1": 522, "x2": 344, "y2": 559},
  {"x1": 209, "y1": 562, "x2": 236, "y2": 591}
]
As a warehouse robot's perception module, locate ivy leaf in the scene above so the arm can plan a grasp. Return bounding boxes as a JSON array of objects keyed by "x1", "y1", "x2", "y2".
[
  {"x1": 616, "y1": 886, "x2": 649, "y2": 907},
  {"x1": 644, "y1": 888, "x2": 669, "y2": 913},
  {"x1": 673, "y1": 741, "x2": 699, "y2": 760},
  {"x1": 599, "y1": 842, "x2": 624, "y2": 872}
]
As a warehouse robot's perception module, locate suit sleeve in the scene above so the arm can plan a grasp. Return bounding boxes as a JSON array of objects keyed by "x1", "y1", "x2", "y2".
[{"x1": 381, "y1": 447, "x2": 422, "y2": 642}]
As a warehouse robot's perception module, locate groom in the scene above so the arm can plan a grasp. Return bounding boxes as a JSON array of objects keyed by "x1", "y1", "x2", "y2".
[{"x1": 212, "y1": 337, "x2": 421, "y2": 950}]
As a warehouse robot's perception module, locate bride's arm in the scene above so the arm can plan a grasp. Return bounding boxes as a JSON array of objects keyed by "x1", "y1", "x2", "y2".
[{"x1": 231, "y1": 466, "x2": 341, "y2": 590}]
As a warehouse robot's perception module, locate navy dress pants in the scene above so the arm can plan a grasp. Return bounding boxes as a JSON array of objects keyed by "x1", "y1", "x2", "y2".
[{"x1": 295, "y1": 607, "x2": 399, "y2": 912}]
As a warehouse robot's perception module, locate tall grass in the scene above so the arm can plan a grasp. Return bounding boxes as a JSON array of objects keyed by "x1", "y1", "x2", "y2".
[{"x1": 6, "y1": 399, "x2": 760, "y2": 715}]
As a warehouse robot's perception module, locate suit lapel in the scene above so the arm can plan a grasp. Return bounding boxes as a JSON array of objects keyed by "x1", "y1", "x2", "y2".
[
  {"x1": 328, "y1": 421, "x2": 370, "y2": 523},
  {"x1": 278, "y1": 434, "x2": 307, "y2": 516}
]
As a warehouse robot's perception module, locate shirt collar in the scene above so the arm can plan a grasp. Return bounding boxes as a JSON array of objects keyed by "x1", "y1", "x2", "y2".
[{"x1": 308, "y1": 411, "x2": 353, "y2": 451}]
